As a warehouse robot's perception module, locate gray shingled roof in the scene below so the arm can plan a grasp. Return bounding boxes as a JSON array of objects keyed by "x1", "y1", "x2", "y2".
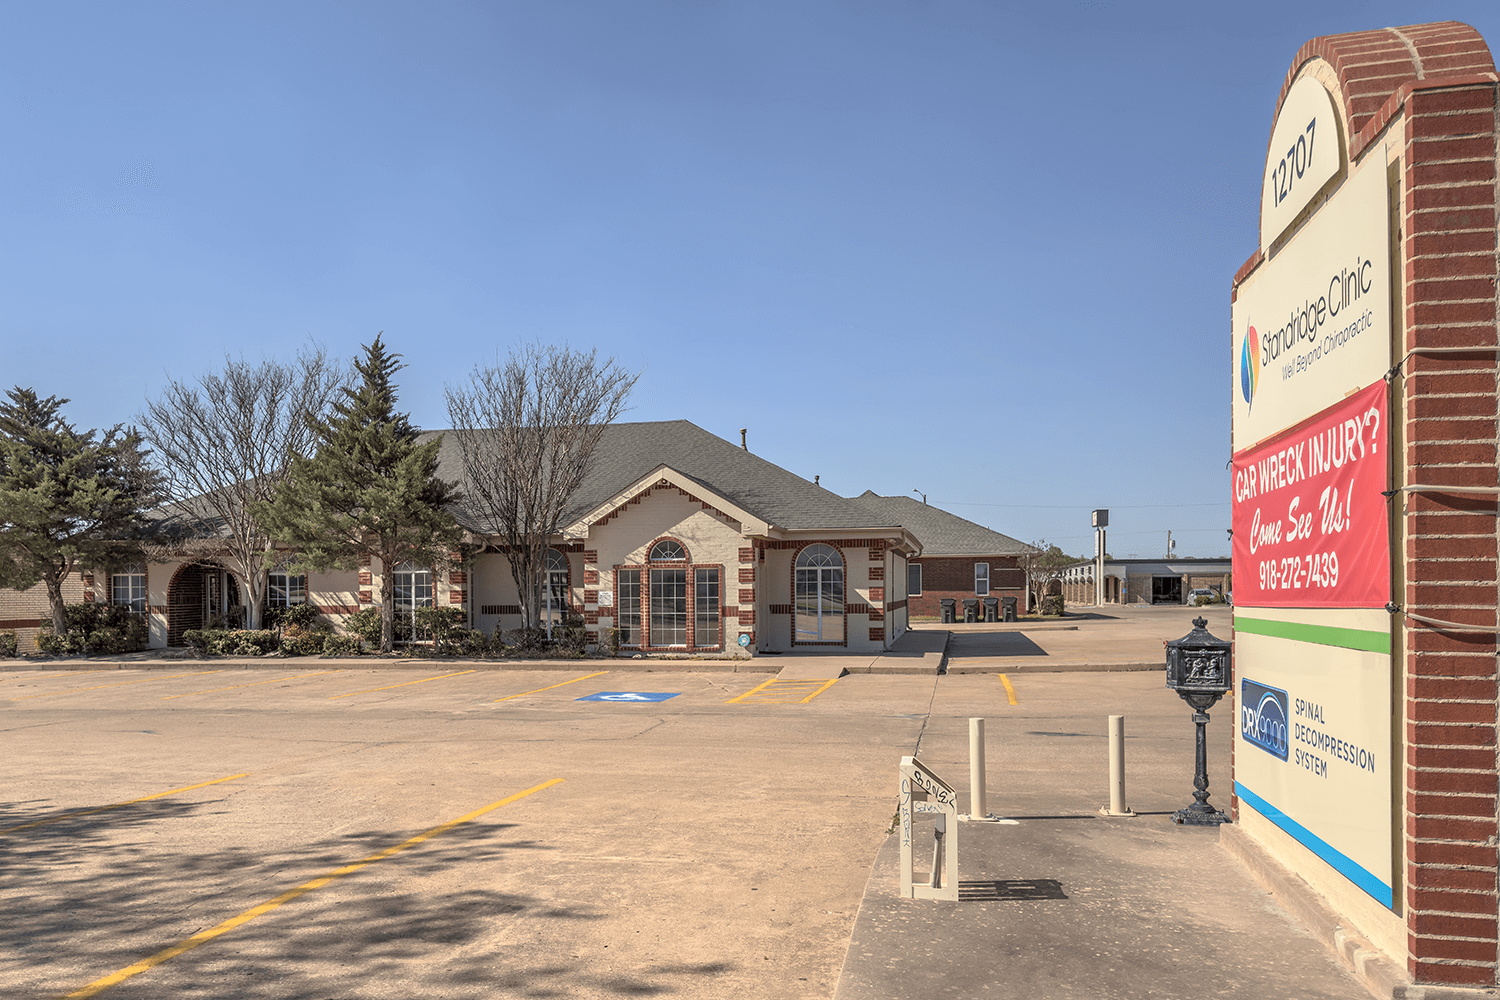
[
  {"x1": 850, "y1": 492, "x2": 1035, "y2": 557},
  {"x1": 426, "y1": 420, "x2": 899, "y2": 533}
]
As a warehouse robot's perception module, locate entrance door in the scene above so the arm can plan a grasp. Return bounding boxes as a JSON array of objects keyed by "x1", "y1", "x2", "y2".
[
  {"x1": 795, "y1": 544, "x2": 844, "y2": 643},
  {"x1": 1151, "y1": 576, "x2": 1183, "y2": 605}
]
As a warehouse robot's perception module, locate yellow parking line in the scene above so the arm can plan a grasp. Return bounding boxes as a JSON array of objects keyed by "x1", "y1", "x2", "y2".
[
  {"x1": 0, "y1": 668, "x2": 115, "y2": 683},
  {"x1": 493, "y1": 671, "x2": 609, "y2": 702},
  {"x1": 798, "y1": 677, "x2": 839, "y2": 703},
  {"x1": 8, "y1": 670, "x2": 222, "y2": 701},
  {"x1": 0, "y1": 773, "x2": 248, "y2": 836},
  {"x1": 999, "y1": 673, "x2": 1018, "y2": 705},
  {"x1": 726, "y1": 677, "x2": 839, "y2": 704},
  {"x1": 64, "y1": 778, "x2": 565, "y2": 999},
  {"x1": 725, "y1": 677, "x2": 779, "y2": 704},
  {"x1": 162, "y1": 670, "x2": 344, "y2": 700},
  {"x1": 328, "y1": 669, "x2": 477, "y2": 700}
]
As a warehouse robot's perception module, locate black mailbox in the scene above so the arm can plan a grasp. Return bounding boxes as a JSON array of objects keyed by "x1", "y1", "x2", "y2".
[
  {"x1": 1165, "y1": 616, "x2": 1232, "y2": 709},
  {"x1": 1164, "y1": 616, "x2": 1232, "y2": 825},
  {"x1": 962, "y1": 598, "x2": 978, "y2": 622},
  {"x1": 940, "y1": 598, "x2": 956, "y2": 624},
  {"x1": 1000, "y1": 596, "x2": 1017, "y2": 622},
  {"x1": 982, "y1": 597, "x2": 998, "y2": 622}
]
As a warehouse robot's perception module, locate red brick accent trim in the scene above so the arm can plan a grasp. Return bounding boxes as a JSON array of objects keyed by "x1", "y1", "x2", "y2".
[
  {"x1": 768, "y1": 604, "x2": 793, "y2": 615},
  {"x1": 868, "y1": 627, "x2": 885, "y2": 642},
  {"x1": 738, "y1": 609, "x2": 755, "y2": 625},
  {"x1": 739, "y1": 547, "x2": 755, "y2": 563},
  {"x1": 315, "y1": 604, "x2": 360, "y2": 615},
  {"x1": 447, "y1": 589, "x2": 465, "y2": 606},
  {"x1": 582, "y1": 550, "x2": 597, "y2": 564},
  {"x1": 358, "y1": 589, "x2": 372, "y2": 604},
  {"x1": 643, "y1": 535, "x2": 691, "y2": 565},
  {"x1": 868, "y1": 587, "x2": 885, "y2": 602},
  {"x1": 358, "y1": 570, "x2": 372, "y2": 586},
  {"x1": 739, "y1": 588, "x2": 755, "y2": 603},
  {"x1": 448, "y1": 570, "x2": 465, "y2": 586},
  {"x1": 846, "y1": 603, "x2": 872, "y2": 615},
  {"x1": 480, "y1": 604, "x2": 521, "y2": 616},
  {"x1": 359, "y1": 553, "x2": 371, "y2": 568},
  {"x1": 869, "y1": 566, "x2": 885, "y2": 581},
  {"x1": 738, "y1": 567, "x2": 755, "y2": 583},
  {"x1": 584, "y1": 589, "x2": 598, "y2": 603},
  {"x1": 0, "y1": 617, "x2": 44, "y2": 629},
  {"x1": 583, "y1": 569, "x2": 599, "y2": 585},
  {"x1": 591, "y1": 482, "x2": 740, "y2": 530}
]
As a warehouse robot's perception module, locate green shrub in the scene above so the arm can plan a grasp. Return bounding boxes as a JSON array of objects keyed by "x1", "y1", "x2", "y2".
[
  {"x1": 1040, "y1": 594, "x2": 1065, "y2": 616},
  {"x1": 36, "y1": 604, "x2": 149, "y2": 656},
  {"x1": 321, "y1": 634, "x2": 361, "y2": 657},
  {"x1": 280, "y1": 622, "x2": 332, "y2": 657},
  {"x1": 181, "y1": 628, "x2": 279, "y2": 656},
  {"x1": 0, "y1": 631, "x2": 17, "y2": 658},
  {"x1": 505, "y1": 626, "x2": 551, "y2": 655},
  {"x1": 344, "y1": 608, "x2": 385, "y2": 647},
  {"x1": 263, "y1": 602, "x2": 323, "y2": 631}
]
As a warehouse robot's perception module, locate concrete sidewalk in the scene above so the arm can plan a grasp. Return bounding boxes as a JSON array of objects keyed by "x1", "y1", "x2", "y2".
[{"x1": 833, "y1": 671, "x2": 1376, "y2": 1000}]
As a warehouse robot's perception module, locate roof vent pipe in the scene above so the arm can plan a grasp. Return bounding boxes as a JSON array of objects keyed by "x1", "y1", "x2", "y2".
[
  {"x1": 814, "y1": 475, "x2": 820, "y2": 486},
  {"x1": 740, "y1": 428, "x2": 747, "y2": 451}
]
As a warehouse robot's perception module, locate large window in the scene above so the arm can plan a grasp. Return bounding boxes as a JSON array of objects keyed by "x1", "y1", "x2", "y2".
[
  {"x1": 617, "y1": 569, "x2": 641, "y2": 647},
  {"x1": 393, "y1": 562, "x2": 433, "y2": 640},
  {"x1": 695, "y1": 568, "x2": 720, "y2": 647},
  {"x1": 650, "y1": 568, "x2": 687, "y2": 646},
  {"x1": 542, "y1": 549, "x2": 570, "y2": 625},
  {"x1": 795, "y1": 543, "x2": 844, "y2": 643},
  {"x1": 908, "y1": 563, "x2": 923, "y2": 596},
  {"x1": 268, "y1": 571, "x2": 307, "y2": 607},
  {"x1": 975, "y1": 562, "x2": 990, "y2": 596},
  {"x1": 112, "y1": 563, "x2": 146, "y2": 614}
]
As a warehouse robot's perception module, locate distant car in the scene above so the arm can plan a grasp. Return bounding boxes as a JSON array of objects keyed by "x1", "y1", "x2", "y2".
[{"x1": 1187, "y1": 588, "x2": 1218, "y2": 606}]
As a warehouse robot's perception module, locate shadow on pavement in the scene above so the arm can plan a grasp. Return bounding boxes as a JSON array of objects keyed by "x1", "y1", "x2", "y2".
[{"x1": 4, "y1": 794, "x2": 739, "y2": 999}]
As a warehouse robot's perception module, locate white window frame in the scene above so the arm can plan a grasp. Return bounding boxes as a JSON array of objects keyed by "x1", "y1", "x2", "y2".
[
  {"x1": 112, "y1": 563, "x2": 146, "y2": 614},
  {"x1": 975, "y1": 562, "x2": 990, "y2": 596},
  {"x1": 908, "y1": 563, "x2": 923, "y2": 596},
  {"x1": 268, "y1": 571, "x2": 308, "y2": 608}
]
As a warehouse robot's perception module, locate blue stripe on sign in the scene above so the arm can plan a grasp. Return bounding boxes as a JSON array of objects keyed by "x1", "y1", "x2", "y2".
[{"x1": 1235, "y1": 782, "x2": 1392, "y2": 909}]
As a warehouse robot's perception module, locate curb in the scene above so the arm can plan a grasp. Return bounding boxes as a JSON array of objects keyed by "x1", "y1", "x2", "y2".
[
  {"x1": 944, "y1": 660, "x2": 1162, "y2": 674},
  {"x1": 1220, "y1": 824, "x2": 1499, "y2": 1000}
]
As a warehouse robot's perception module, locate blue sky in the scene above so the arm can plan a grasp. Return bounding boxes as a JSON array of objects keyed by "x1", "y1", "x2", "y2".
[{"x1": 3, "y1": 1, "x2": 1495, "y2": 558}]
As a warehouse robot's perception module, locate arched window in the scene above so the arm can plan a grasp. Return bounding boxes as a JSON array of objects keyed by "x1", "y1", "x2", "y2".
[
  {"x1": 795, "y1": 544, "x2": 844, "y2": 643},
  {"x1": 393, "y1": 561, "x2": 433, "y2": 641},
  {"x1": 542, "y1": 549, "x2": 570, "y2": 625},
  {"x1": 648, "y1": 540, "x2": 688, "y2": 645},
  {"x1": 649, "y1": 539, "x2": 686, "y2": 562}
]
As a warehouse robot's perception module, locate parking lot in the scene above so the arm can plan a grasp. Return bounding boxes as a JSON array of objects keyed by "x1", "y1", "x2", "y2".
[{"x1": 2, "y1": 612, "x2": 1362, "y2": 1000}]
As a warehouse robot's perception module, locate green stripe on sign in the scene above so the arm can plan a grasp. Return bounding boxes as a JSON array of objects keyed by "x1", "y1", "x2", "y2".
[{"x1": 1234, "y1": 617, "x2": 1391, "y2": 654}]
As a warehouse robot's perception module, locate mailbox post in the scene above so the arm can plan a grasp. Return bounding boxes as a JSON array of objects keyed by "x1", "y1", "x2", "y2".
[{"x1": 1165, "y1": 617, "x2": 1232, "y2": 825}]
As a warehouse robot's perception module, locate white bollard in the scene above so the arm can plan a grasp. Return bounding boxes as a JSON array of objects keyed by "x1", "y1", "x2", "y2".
[
  {"x1": 961, "y1": 717, "x2": 1002, "y2": 822},
  {"x1": 1104, "y1": 714, "x2": 1135, "y2": 817}
]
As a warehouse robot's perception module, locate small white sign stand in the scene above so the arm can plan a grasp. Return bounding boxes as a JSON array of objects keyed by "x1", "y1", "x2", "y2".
[{"x1": 898, "y1": 756, "x2": 959, "y2": 901}]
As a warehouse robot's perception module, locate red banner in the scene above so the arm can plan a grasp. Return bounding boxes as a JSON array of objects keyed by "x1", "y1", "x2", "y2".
[{"x1": 1232, "y1": 381, "x2": 1389, "y2": 608}]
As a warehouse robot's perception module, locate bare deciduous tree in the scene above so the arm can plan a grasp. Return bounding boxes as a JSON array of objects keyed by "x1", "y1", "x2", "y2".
[
  {"x1": 138, "y1": 346, "x2": 349, "y2": 630},
  {"x1": 445, "y1": 344, "x2": 639, "y2": 630}
]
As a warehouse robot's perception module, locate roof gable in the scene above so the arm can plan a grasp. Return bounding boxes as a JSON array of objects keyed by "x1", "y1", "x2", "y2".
[{"x1": 851, "y1": 492, "x2": 1034, "y2": 557}]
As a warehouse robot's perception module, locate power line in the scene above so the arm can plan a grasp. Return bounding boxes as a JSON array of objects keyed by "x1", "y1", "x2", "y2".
[{"x1": 938, "y1": 500, "x2": 1228, "y2": 510}]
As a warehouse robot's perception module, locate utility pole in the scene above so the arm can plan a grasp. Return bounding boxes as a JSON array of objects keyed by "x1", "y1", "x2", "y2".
[{"x1": 1167, "y1": 530, "x2": 1176, "y2": 559}]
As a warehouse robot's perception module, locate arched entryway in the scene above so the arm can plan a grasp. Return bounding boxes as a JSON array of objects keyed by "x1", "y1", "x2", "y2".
[
  {"x1": 166, "y1": 564, "x2": 240, "y2": 646},
  {"x1": 794, "y1": 543, "x2": 844, "y2": 643}
]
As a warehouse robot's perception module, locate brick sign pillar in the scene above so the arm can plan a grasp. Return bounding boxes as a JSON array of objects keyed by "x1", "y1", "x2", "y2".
[{"x1": 1232, "y1": 21, "x2": 1500, "y2": 991}]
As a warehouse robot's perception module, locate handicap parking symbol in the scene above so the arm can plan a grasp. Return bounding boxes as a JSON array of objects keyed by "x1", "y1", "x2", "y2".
[{"x1": 577, "y1": 691, "x2": 680, "y2": 703}]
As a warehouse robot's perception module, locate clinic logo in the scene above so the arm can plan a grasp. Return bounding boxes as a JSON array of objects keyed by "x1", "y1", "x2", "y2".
[
  {"x1": 1240, "y1": 326, "x2": 1260, "y2": 407},
  {"x1": 1241, "y1": 678, "x2": 1289, "y2": 760}
]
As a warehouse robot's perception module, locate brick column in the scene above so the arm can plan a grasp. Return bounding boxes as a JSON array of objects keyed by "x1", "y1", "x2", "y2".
[{"x1": 1401, "y1": 80, "x2": 1500, "y2": 988}]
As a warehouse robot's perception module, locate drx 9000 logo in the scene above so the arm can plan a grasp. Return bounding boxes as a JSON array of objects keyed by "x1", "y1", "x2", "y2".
[{"x1": 1241, "y1": 678, "x2": 1289, "y2": 760}]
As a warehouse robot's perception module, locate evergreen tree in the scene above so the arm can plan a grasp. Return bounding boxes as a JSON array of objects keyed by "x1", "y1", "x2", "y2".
[
  {"x1": 0, "y1": 388, "x2": 160, "y2": 637},
  {"x1": 254, "y1": 336, "x2": 462, "y2": 653}
]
